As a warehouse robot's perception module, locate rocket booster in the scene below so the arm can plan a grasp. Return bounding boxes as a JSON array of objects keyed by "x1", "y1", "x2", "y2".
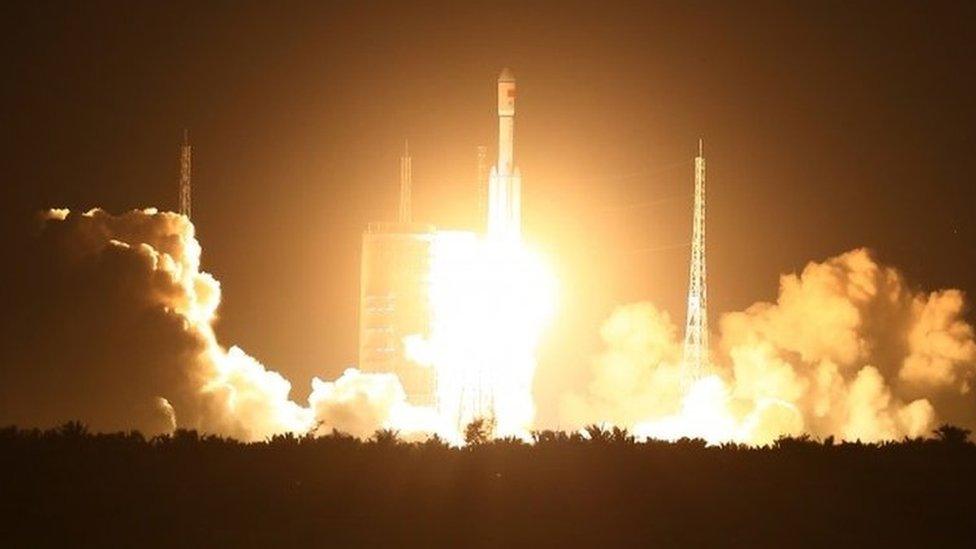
[
  {"x1": 497, "y1": 67, "x2": 516, "y2": 176},
  {"x1": 488, "y1": 68, "x2": 521, "y2": 240}
]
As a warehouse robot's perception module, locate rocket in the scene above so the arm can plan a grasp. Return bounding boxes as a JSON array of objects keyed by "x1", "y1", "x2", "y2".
[
  {"x1": 496, "y1": 68, "x2": 516, "y2": 176},
  {"x1": 487, "y1": 68, "x2": 522, "y2": 240}
]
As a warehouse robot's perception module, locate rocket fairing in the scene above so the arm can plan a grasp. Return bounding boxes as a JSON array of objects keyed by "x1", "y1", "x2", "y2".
[
  {"x1": 497, "y1": 68, "x2": 516, "y2": 176},
  {"x1": 488, "y1": 68, "x2": 522, "y2": 240}
]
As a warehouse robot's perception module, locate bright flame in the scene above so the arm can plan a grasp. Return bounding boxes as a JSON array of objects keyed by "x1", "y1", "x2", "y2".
[
  {"x1": 633, "y1": 376, "x2": 737, "y2": 444},
  {"x1": 406, "y1": 232, "x2": 558, "y2": 441},
  {"x1": 631, "y1": 375, "x2": 803, "y2": 446}
]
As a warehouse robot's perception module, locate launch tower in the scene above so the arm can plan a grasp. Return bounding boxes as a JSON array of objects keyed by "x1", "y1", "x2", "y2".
[
  {"x1": 179, "y1": 130, "x2": 192, "y2": 219},
  {"x1": 398, "y1": 140, "x2": 412, "y2": 224},
  {"x1": 358, "y1": 142, "x2": 436, "y2": 406}
]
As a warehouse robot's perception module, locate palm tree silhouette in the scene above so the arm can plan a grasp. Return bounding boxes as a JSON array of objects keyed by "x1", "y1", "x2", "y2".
[{"x1": 933, "y1": 424, "x2": 972, "y2": 445}]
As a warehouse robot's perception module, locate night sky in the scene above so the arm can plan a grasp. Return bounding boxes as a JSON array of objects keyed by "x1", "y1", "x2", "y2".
[{"x1": 4, "y1": 1, "x2": 975, "y2": 416}]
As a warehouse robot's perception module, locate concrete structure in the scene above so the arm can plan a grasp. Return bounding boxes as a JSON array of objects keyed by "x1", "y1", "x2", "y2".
[{"x1": 487, "y1": 68, "x2": 522, "y2": 240}]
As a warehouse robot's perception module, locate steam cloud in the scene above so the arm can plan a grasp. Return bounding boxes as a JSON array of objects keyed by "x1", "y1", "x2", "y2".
[
  {"x1": 563, "y1": 249, "x2": 976, "y2": 444},
  {"x1": 4, "y1": 209, "x2": 974, "y2": 444},
  {"x1": 0, "y1": 209, "x2": 434, "y2": 440}
]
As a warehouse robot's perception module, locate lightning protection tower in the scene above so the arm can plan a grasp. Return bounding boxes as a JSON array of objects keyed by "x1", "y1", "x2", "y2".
[
  {"x1": 398, "y1": 140, "x2": 412, "y2": 224},
  {"x1": 682, "y1": 139, "x2": 708, "y2": 386},
  {"x1": 179, "y1": 130, "x2": 192, "y2": 219}
]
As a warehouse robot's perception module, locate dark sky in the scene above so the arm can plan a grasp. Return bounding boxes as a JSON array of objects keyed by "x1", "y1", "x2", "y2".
[{"x1": 4, "y1": 1, "x2": 975, "y2": 415}]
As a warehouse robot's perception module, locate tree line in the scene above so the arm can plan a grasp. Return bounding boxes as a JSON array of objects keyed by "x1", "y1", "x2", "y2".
[{"x1": 1, "y1": 421, "x2": 974, "y2": 547}]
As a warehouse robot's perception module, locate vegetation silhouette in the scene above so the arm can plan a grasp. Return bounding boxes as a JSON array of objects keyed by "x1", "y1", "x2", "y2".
[
  {"x1": 1, "y1": 421, "x2": 974, "y2": 546},
  {"x1": 464, "y1": 417, "x2": 495, "y2": 446},
  {"x1": 933, "y1": 423, "x2": 971, "y2": 445}
]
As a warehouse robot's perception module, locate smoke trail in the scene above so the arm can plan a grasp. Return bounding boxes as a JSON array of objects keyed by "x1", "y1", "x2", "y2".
[
  {"x1": 0, "y1": 208, "x2": 434, "y2": 440},
  {"x1": 563, "y1": 249, "x2": 976, "y2": 444}
]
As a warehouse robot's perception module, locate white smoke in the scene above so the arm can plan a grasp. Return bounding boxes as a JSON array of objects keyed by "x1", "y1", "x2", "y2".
[
  {"x1": 0, "y1": 208, "x2": 433, "y2": 441},
  {"x1": 308, "y1": 368, "x2": 443, "y2": 439},
  {"x1": 8, "y1": 210, "x2": 973, "y2": 445},
  {"x1": 563, "y1": 249, "x2": 976, "y2": 444}
]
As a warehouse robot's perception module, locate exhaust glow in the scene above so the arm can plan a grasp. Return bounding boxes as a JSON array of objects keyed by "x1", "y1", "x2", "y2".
[{"x1": 406, "y1": 232, "x2": 558, "y2": 441}]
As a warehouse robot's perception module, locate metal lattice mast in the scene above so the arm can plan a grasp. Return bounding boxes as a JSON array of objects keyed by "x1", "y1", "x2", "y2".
[
  {"x1": 179, "y1": 130, "x2": 192, "y2": 219},
  {"x1": 398, "y1": 140, "x2": 412, "y2": 224},
  {"x1": 682, "y1": 139, "x2": 708, "y2": 385}
]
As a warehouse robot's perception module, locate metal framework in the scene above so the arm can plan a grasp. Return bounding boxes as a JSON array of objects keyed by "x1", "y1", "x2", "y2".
[
  {"x1": 682, "y1": 139, "x2": 709, "y2": 385},
  {"x1": 179, "y1": 130, "x2": 192, "y2": 219},
  {"x1": 398, "y1": 140, "x2": 412, "y2": 224},
  {"x1": 476, "y1": 145, "x2": 489, "y2": 232}
]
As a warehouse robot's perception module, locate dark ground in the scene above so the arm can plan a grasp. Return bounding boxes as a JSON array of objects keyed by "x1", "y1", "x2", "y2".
[{"x1": 1, "y1": 424, "x2": 974, "y2": 547}]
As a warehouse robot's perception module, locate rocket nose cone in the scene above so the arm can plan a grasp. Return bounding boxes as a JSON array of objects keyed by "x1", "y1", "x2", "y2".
[{"x1": 498, "y1": 67, "x2": 515, "y2": 82}]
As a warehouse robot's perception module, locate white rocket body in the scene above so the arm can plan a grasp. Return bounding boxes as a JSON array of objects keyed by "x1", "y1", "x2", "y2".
[{"x1": 488, "y1": 68, "x2": 521, "y2": 240}]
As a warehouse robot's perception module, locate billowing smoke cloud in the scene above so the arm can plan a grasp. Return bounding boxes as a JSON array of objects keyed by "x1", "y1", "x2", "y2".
[
  {"x1": 7, "y1": 210, "x2": 973, "y2": 445},
  {"x1": 563, "y1": 249, "x2": 976, "y2": 444},
  {"x1": 0, "y1": 208, "x2": 432, "y2": 440}
]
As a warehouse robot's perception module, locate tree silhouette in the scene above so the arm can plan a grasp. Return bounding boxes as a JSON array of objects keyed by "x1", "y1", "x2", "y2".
[
  {"x1": 56, "y1": 420, "x2": 89, "y2": 439},
  {"x1": 370, "y1": 428, "x2": 401, "y2": 447},
  {"x1": 464, "y1": 417, "x2": 494, "y2": 446},
  {"x1": 420, "y1": 433, "x2": 450, "y2": 450},
  {"x1": 773, "y1": 434, "x2": 819, "y2": 451},
  {"x1": 609, "y1": 426, "x2": 634, "y2": 444},
  {"x1": 268, "y1": 431, "x2": 299, "y2": 447},
  {"x1": 532, "y1": 429, "x2": 583, "y2": 445},
  {"x1": 2, "y1": 421, "x2": 976, "y2": 546},
  {"x1": 933, "y1": 424, "x2": 972, "y2": 445},
  {"x1": 584, "y1": 424, "x2": 612, "y2": 444}
]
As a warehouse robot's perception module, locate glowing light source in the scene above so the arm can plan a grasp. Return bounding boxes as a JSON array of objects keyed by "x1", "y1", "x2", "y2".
[{"x1": 404, "y1": 231, "x2": 558, "y2": 441}]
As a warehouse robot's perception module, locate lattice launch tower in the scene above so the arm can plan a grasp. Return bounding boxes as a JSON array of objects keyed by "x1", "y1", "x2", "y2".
[
  {"x1": 682, "y1": 139, "x2": 709, "y2": 386},
  {"x1": 398, "y1": 140, "x2": 412, "y2": 223},
  {"x1": 179, "y1": 130, "x2": 192, "y2": 219}
]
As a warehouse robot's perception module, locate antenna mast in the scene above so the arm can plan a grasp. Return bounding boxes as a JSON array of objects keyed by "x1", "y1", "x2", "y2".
[
  {"x1": 179, "y1": 130, "x2": 192, "y2": 219},
  {"x1": 682, "y1": 138, "x2": 709, "y2": 386}
]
